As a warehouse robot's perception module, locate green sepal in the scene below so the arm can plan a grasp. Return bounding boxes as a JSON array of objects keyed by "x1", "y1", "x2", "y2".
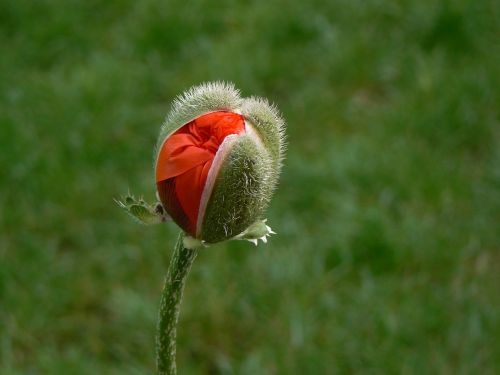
[
  {"x1": 233, "y1": 219, "x2": 276, "y2": 245},
  {"x1": 154, "y1": 82, "x2": 242, "y2": 167},
  {"x1": 241, "y1": 97, "x2": 286, "y2": 172},
  {"x1": 200, "y1": 134, "x2": 274, "y2": 243}
]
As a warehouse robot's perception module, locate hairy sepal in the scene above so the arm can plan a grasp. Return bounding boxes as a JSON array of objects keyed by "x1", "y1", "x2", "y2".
[
  {"x1": 240, "y1": 97, "x2": 286, "y2": 173},
  {"x1": 154, "y1": 82, "x2": 242, "y2": 166},
  {"x1": 200, "y1": 132, "x2": 274, "y2": 243}
]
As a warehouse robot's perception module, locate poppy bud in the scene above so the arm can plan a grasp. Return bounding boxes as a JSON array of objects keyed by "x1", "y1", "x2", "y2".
[{"x1": 155, "y1": 82, "x2": 285, "y2": 245}]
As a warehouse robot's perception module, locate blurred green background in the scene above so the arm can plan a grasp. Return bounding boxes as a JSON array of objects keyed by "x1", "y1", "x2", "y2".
[{"x1": 1, "y1": 0, "x2": 499, "y2": 373}]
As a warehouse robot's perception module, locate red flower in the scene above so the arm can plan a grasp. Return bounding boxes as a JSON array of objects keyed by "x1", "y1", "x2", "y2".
[{"x1": 156, "y1": 111, "x2": 246, "y2": 236}]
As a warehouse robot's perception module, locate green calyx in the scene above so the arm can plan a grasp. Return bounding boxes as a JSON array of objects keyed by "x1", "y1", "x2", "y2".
[{"x1": 191, "y1": 83, "x2": 285, "y2": 244}]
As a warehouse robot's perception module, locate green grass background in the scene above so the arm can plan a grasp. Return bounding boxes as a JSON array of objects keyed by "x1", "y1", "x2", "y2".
[{"x1": 1, "y1": 0, "x2": 499, "y2": 373}]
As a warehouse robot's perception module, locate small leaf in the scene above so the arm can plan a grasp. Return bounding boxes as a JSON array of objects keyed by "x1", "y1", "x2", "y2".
[{"x1": 115, "y1": 194, "x2": 171, "y2": 225}]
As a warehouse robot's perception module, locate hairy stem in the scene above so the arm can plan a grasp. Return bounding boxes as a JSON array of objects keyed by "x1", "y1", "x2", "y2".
[{"x1": 156, "y1": 232, "x2": 198, "y2": 375}]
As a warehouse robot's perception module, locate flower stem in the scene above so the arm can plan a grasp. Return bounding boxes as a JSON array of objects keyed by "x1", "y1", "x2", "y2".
[{"x1": 156, "y1": 232, "x2": 198, "y2": 375}]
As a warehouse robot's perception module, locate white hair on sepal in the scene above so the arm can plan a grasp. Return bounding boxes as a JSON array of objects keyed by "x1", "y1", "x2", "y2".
[
  {"x1": 240, "y1": 96, "x2": 287, "y2": 175},
  {"x1": 154, "y1": 82, "x2": 243, "y2": 166},
  {"x1": 170, "y1": 81, "x2": 241, "y2": 117}
]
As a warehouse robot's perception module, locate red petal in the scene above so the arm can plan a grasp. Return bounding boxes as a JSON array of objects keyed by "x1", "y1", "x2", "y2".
[{"x1": 156, "y1": 111, "x2": 245, "y2": 236}]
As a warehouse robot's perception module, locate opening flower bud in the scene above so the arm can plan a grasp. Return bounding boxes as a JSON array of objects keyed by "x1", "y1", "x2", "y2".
[{"x1": 154, "y1": 82, "x2": 285, "y2": 244}]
